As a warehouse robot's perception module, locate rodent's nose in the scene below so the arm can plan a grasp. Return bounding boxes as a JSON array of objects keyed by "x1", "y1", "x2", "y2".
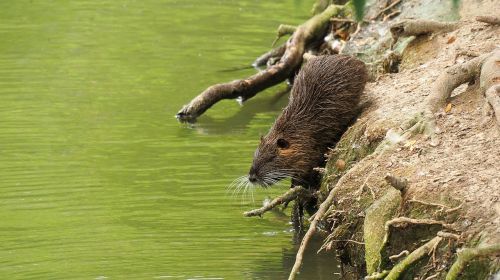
[
  {"x1": 248, "y1": 167, "x2": 258, "y2": 183},
  {"x1": 248, "y1": 173, "x2": 258, "y2": 183}
]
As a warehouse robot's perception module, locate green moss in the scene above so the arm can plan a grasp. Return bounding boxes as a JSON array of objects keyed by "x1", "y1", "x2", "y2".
[
  {"x1": 458, "y1": 259, "x2": 491, "y2": 280},
  {"x1": 363, "y1": 189, "x2": 401, "y2": 274},
  {"x1": 321, "y1": 121, "x2": 384, "y2": 193}
]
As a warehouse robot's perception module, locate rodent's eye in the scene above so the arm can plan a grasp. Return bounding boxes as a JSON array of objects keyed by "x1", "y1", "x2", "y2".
[{"x1": 276, "y1": 138, "x2": 290, "y2": 149}]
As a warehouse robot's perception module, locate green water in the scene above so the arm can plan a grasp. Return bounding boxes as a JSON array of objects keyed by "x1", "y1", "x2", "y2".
[{"x1": 0, "y1": 1, "x2": 340, "y2": 279}]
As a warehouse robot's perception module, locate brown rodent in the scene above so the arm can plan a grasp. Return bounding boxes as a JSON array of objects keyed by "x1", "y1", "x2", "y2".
[{"x1": 248, "y1": 55, "x2": 367, "y2": 188}]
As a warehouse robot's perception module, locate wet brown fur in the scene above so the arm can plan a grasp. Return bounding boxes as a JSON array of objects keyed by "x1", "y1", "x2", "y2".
[{"x1": 249, "y1": 55, "x2": 367, "y2": 188}]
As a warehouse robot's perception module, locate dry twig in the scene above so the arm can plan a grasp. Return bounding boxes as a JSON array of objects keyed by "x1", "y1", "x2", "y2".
[
  {"x1": 288, "y1": 172, "x2": 345, "y2": 279},
  {"x1": 176, "y1": 4, "x2": 349, "y2": 122},
  {"x1": 371, "y1": 0, "x2": 402, "y2": 21},
  {"x1": 389, "y1": 250, "x2": 409, "y2": 261},
  {"x1": 243, "y1": 186, "x2": 309, "y2": 217}
]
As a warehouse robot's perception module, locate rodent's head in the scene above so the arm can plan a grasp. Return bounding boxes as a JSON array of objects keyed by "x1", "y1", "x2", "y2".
[{"x1": 248, "y1": 130, "x2": 313, "y2": 187}]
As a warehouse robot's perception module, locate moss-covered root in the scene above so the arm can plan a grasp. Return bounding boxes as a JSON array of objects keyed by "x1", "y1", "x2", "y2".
[
  {"x1": 445, "y1": 243, "x2": 500, "y2": 280},
  {"x1": 364, "y1": 270, "x2": 389, "y2": 280},
  {"x1": 384, "y1": 236, "x2": 443, "y2": 280}
]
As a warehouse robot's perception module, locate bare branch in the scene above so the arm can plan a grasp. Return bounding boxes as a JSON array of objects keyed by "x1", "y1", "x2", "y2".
[
  {"x1": 176, "y1": 4, "x2": 348, "y2": 122},
  {"x1": 243, "y1": 186, "x2": 309, "y2": 217}
]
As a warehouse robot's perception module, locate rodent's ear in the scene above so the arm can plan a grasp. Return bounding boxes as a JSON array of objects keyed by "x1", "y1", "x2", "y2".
[{"x1": 277, "y1": 138, "x2": 290, "y2": 149}]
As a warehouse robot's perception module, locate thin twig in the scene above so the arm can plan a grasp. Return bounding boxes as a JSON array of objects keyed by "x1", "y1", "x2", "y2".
[
  {"x1": 445, "y1": 203, "x2": 463, "y2": 214},
  {"x1": 389, "y1": 250, "x2": 409, "y2": 261},
  {"x1": 288, "y1": 175, "x2": 343, "y2": 280},
  {"x1": 371, "y1": 0, "x2": 402, "y2": 20},
  {"x1": 330, "y1": 17, "x2": 356, "y2": 23},
  {"x1": 355, "y1": 167, "x2": 377, "y2": 200},
  {"x1": 408, "y1": 198, "x2": 448, "y2": 210},
  {"x1": 328, "y1": 239, "x2": 365, "y2": 245},
  {"x1": 243, "y1": 186, "x2": 309, "y2": 217},
  {"x1": 383, "y1": 10, "x2": 400, "y2": 22},
  {"x1": 424, "y1": 272, "x2": 440, "y2": 280}
]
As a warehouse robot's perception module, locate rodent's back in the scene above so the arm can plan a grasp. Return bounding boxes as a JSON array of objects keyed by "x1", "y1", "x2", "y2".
[
  {"x1": 277, "y1": 55, "x2": 367, "y2": 139},
  {"x1": 248, "y1": 55, "x2": 367, "y2": 187}
]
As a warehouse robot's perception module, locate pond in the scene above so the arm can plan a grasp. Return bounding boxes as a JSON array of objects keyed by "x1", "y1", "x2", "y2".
[{"x1": 0, "y1": 1, "x2": 340, "y2": 279}]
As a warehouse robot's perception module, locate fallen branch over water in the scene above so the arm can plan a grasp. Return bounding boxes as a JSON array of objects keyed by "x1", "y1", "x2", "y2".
[{"x1": 176, "y1": 3, "x2": 350, "y2": 122}]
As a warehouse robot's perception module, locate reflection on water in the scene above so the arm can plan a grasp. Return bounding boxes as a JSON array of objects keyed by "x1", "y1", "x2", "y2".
[{"x1": 0, "y1": 0, "x2": 342, "y2": 279}]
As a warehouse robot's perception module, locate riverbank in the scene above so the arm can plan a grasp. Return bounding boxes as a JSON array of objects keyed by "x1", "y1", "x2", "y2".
[{"x1": 307, "y1": 0, "x2": 500, "y2": 279}]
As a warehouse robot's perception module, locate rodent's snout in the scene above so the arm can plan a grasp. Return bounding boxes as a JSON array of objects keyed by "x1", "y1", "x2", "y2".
[
  {"x1": 248, "y1": 173, "x2": 258, "y2": 183},
  {"x1": 248, "y1": 166, "x2": 259, "y2": 184}
]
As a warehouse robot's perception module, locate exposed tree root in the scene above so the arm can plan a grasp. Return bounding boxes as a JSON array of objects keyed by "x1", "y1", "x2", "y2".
[
  {"x1": 385, "y1": 217, "x2": 455, "y2": 231},
  {"x1": 476, "y1": 15, "x2": 500, "y2": 26},
  {"x1": 485, "y1": 85, "x2": 500, "y2": 125},
  {"x1": 390, "y1": 19, "x2": 458, "y2": 44},
  {"x1": 287, "y1": 169, "x2": 348, "y2": 280},
  {"x1": 437, "y1": 231, "x2": 460, "y2": 240},
  {"x1": 365, "y1": 270, "x2": 389, "y2": 279},
  {"x1": 445, "y1": 243, "x2": 500, "y2": 280},
  {"x1": 384, "y1": 173, "x2": 408, "y2": 193},
  {"x1": 426, "y1": 53, "x2": 490, "y2": 115},
  {"x1": 408, "y1": 198, "x2": 450, "y2": 211},
  {"x1": 176, "y1": 3, "x2": 349, "y2": 122},
  {"x1": 389, "y1": 250, "x2": 409, "y2": 261},
  {"x1": 272, "y1": 24, "x2": 297, "y2": 47},
  {"x1": 384, "y1": 236, "x2": 443, "y2": 280},
  {"x1": 404, "y1": 50, "x2": 497, "y2": 142},
  {"x1": 243, "y1": 186, "x2": 309, "y2": 217},
  {"x1": 380, "y1": 217, "x2": 456, "y2": 255},
  {"x1": 253, "y1": 43, "x2": 286, "y2": 68}
]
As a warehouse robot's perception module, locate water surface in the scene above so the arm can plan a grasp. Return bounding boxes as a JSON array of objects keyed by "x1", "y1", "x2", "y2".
[{"x1": 0, "y1": 1, "x2": 340, "y2": 279}]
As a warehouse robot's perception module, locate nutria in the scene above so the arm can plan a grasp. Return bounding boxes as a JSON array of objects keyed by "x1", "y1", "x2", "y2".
[{"x1": 248, "y1": 55, "x2": 367, "y2": 189}]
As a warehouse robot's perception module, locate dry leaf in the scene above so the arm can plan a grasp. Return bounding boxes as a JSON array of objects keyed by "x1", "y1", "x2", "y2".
[
  {"x1": 335, "y1": 159, "x2": 346, "y2": 170},
  {"x1": 447, "y1": 36, "x2": 456, "y2": 44},
  {"x1": 445, "y1": 103, "x2": 452, "y2": 113}
]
